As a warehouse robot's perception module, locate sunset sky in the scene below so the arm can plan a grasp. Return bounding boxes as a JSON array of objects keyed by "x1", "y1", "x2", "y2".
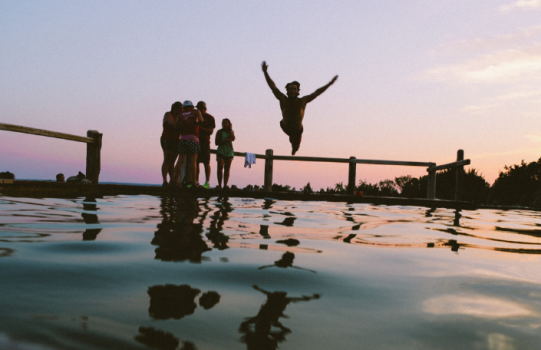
[{"x1": 1, "y1": 1, "x2": 541, "y2": 190}]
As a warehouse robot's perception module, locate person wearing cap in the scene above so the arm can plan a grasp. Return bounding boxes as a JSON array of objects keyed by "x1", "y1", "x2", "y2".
[
  {"x1": 261, "y1": 61, "x2": 338, "y2": 155},
  {"x1": 195, "y1": 101, "x2": 216, "y2": 189},
  {"x1": 160, "y1": 101, "x2": 183, "y2": 187},
  {"x1": 173, "y1": 100, "x2": 204, "y2": 188}
]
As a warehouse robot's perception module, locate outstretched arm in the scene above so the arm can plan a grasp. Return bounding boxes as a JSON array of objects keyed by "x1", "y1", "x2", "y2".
[
  {"x1": 253, "y1": 284, "x2": 271, "y2": 296},
  {"x1": 262, "y1": 61, "x2": 286, "y2": 101},
  {"x1": 305, "y1": 75, "x2": 338, "y2": 103}
]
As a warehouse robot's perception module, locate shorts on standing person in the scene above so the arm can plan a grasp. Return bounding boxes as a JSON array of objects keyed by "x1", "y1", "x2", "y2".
[{"x1": 178, "y1": 139, "x2": 200, "y2": 154}]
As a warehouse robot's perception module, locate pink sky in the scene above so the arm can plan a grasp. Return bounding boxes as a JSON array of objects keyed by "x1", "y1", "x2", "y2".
[{"x1": 2, "y1": 1, "x2": 541, "y2": 189}]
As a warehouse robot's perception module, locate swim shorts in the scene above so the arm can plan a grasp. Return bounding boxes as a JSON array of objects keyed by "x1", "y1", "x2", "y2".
[
  {"x1": 197, "y1": 141, "x2": 211, "y2": 164},
  {"x1": 178, "y1": 139, "x2": 201, "y2": 154},
  {"x1": 216, "y1": 153, "x2": 234, "y2": 161},
  {"x1": 161, "y1": 138, "x2": 179, "y2": 152}
]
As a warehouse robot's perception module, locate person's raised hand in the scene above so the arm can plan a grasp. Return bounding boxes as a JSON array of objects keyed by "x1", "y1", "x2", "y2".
[
  {"x1": 262, "y1": 61, "x2": 268, "y2": 72},
  {"x1": 330, "y1": 75, "x2": 338, "y2": 84}
]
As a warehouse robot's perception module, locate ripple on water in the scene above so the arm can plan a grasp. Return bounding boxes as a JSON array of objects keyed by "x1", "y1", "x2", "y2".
[{"x1": 2, "y1": 194, "x2": 541, "y2": 350}]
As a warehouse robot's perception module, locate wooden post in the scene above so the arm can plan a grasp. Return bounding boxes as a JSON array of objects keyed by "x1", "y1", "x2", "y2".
[
  {"x1": 86, "y1": 130, "x2": 102, "y2": 184},
  {"x1": 348, "y1": 156, "x2": 356, "y2": 195},
  {"x1": 455, "y1": 149, "x2": 464, "y2": 201},
  {"x1": 264, "y1": 149, "x2": 273, "y2": 192},
  {"x1": 427, "y1": 169, "x2": 436, "y2": 199}
]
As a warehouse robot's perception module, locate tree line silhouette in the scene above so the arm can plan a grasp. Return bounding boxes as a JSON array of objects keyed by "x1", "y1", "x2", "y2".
[{"x1": 242, "y1": 158, "x2": 541, "y2": 208}]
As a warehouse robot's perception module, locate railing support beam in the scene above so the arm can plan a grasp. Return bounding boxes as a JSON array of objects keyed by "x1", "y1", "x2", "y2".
[
  {"x1": 427, "y1": 170, "x2": 436, "y2": 199},
  {"x1": 264, "y1": 149, "x2": 273, "y2": 192},
  {"x1": 348, "y1": 156, "x2": 356, "y2": 195},
  {"x1": 86, "y1": 130, "x2": 102, "y2": 184},
  {"x1": 455, "y1": 149, "x2": 464, "y2": 201}
]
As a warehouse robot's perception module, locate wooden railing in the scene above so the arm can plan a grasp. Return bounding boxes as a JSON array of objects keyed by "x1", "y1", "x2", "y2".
[
  {"x1": 212, "y1": 149, "x2": 470, "y2": 200},
  {"x1": 1, "y1": 122, "x2": 469, "y2": 199},
  {"x1": 0, "y1": 123, "x2": 102, "y2": 183}
]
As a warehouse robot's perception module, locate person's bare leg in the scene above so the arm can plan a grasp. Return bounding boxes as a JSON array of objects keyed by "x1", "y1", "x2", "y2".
[
  {"x1": 174, "y1": 153, "x2": 187, "y2": 185},
  {"x1": 196, "y1": 162, "x2": 201, "y2": 184},
  {"x1": 217, "y1": 158, "x2": 224, "y2": 187},
  {"x1": 161, "y1": 155, "x2": 168, "y2": 184},
  {"x1": 281, "y1": 120, "x2": 301, "y2": 155},
  {"x1": 224, "y1": 158, "x2": 233, "y2": 187},
  {"x1": 190, "y1": 154, "x2": 198, "y2": 186},
  {"x1": 162, "y1": 149, "x2": 178, "y2": 185},
  {"x1": 204, "y1": 163, "x2": 211, "y2": 183},
  {"x1": 168, "y1": 151, "x2": 178, "y2": 183},
  {"x1": 291, "y1": 138, "x2": 300, "y2": 156},
  {"x1": 162, "y1": 150, "x2": 170, "y2": 184}
]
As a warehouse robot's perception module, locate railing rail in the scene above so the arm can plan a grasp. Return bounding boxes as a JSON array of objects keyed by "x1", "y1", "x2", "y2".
[
  {"x1": 0, "y1": 123, "x2": 95, "y2": 143},
  {"x1": 428, "y1": 159, "x2": 470, "y2": 172},
  {"x1": 0, "y1": 123, "x2": 102, "y2": 183},
  {"x1": 212, "y1": 148, "x2": 470, "y2": 200}
]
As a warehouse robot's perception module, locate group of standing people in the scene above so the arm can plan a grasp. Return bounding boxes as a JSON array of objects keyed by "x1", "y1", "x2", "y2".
[
  {"x1": 160, "y1": 100, "x2": 235, "y2": 189},
  {"x1": 160, "y1": 61, "x2": 337, "y2": 189}
]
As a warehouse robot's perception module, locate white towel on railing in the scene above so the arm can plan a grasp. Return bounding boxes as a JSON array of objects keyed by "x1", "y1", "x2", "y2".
[{"x1": 244, "y1": 153, "x2": 256, "y2": 168}]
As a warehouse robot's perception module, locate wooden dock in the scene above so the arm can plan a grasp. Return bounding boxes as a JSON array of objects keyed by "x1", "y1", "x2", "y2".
[{"x1": 0, "y1": 180, "x2": 477, "y2": 210}]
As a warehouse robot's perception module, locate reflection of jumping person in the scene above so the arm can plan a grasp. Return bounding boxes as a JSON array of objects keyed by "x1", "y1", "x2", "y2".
[
  {"x1": 215, "y1": 118, "x2": 235, "y2": 189},
  {"x1": 239, "y1": 285, "x2": 320, "y2": 350},
  {"x1": 258, "y1": 252, "x2": 316, "y2": 273},
  {"x1": 261, "y1": 61, "x2": 338, "y2": 155}
]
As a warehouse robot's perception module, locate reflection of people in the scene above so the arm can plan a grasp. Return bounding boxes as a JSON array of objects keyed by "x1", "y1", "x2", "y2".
[
  {"x1": 146, "y1": 283, "x2": 221, "y2": 319},
  {"x1": 239, "y1": 285, "x2": 320, "y2": 350},
  {"x1": 173, "y1": 101, "x2": 204, "y2": 188},
  {"x1": 151, "y1": 197, "x2": 211, "y2": 262},
  {"x1": 161, "y1": 101, "x2": 183, "y2": 187},
  {"x1": 258, "y1": 252, "x2": 316, "y2": 273},
  {"x1": 147, "y1": 284, "x2": 201, "y2": 320},
  {"x1": 199, "y1": 291, "x2": 221, "y2": 310},
  {"x1": 135, "y1": 327, "x2": 181, "y2": 349},
  {"x1": 261, "y1": 61, "x2": 338, "y2": 155},
  {"x1": 207, "y1": 198, "x2": 232, "y2": 250},
  {"x1": 196, "y1": 101, "x2": 216, "y2": 189},
  {"x1": 135, "y1": 327, "x2": 197, "y2": 350},
  {"x1": 56, "y1": 173, "x2": 65, "y2": 182},
  {"x1": 215, "y1": 118, "x2": 235, "y2": 189}
]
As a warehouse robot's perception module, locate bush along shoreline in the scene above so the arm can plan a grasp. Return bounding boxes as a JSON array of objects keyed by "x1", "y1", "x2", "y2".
[{"x1": 241, "y1": 158, "x2": 541, "y2": 209}]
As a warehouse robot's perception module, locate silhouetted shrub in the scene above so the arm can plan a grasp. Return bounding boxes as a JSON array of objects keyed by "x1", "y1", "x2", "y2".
[{"x1": 490, "y1": 158, "x2": 541, "y2": 207}]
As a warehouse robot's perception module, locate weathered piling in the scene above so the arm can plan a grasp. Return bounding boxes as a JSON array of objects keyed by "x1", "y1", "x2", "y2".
[
  {"x1": 86, "y1": 130, "x2": 103, "y2": 183},
  {"x1": 0, "y1": 123, "x2": 102, "y2": 183}
]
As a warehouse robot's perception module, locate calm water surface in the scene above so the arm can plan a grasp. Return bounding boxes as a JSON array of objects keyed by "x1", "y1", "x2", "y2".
[{"x1": 1, "y1": 195, "x2": 541, "y2": 350}]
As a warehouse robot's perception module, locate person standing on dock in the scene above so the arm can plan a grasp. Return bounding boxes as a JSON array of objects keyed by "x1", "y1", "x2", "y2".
[
  {"x1": 196, "y1": 101, "x2": 216, "y2": 189},
  {"x1": 215, "y1": 118, "x2": 235, "y2": 189},
  {"x1": 261, "y1": 61, "x2": 338, "y2": 155},
  {"x1": 160, "y1": 101, "x2": 182, "y2": 187},
  {"x1": 173, "y1": 100, "x2": 204, "y2": 188}
]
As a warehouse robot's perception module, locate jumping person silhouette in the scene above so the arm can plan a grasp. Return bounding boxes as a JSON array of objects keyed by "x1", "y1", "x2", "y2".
[{"x1": 261, "y1": 61, "x2": 338, "y2": 155}]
